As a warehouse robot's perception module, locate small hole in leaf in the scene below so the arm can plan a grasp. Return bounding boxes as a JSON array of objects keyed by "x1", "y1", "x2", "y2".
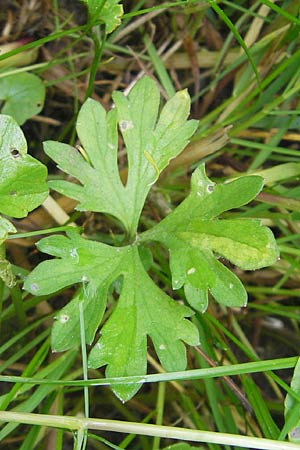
[
  {"x1": 10, "y1": 191, "x2": 17, "y2": 197},
  {"x1": 10, "y1": 148, "x2": 20, "y2": 158},
  {"x1": 206, "y1": 184, "x2": 215, "y2": 193},
  {"x1": 120, "y1": 120, "x2": 133, "y2": 131},
  {"x1": 36, "y1": 102, "x2": 41, "y2": 107}
]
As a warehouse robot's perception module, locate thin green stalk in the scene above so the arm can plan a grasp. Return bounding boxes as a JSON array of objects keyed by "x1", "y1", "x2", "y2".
[
  {"x1": 152, "y1": 382, "x2": 166, "y2": 450},
  {"x1": 0, "y1": 357, "x2": 297, "y2": 387},
  {"x1": 144, "y1": 34, "x2": 176, "y2": 98},
  {"x1": 208, "y1": 0, "x2": 260, "y2": 89},
  {"x1": 260, "y1": 0, "x2": 300, "y2": 25},
  {"x1": 197, "y1": 326, "x2": 231, "y2": 443},
  {"x1": 7, "y1": 226, "x2": 81, "y2": 240},
  {"x1": 0, "y1": 24, "x2": 91, "y2": 63},
  {"x1": 1, "y1": 411, "x2": 300, "y2": 450},
  {"x1": 79, "y1": 301, "x2": 89, "y2": 450},
  {"x1": 88, "y1": 433, "x2": 124, "y2": 449},
  {"x1": 85, "y1": 27, "x2": 106, "y2": 100},
  {"x1": 122, "y1": 0, "x2": 209, "y2": 19},
  {"x1": 79, "y1": 301, "x2": 89, "y2": 417}
]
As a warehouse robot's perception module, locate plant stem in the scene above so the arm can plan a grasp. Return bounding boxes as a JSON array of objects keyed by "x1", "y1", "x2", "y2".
[
  {"x1": 152, "y1": 382, "x2": 166, "y2": 450},
  {"x1": 0, "y1": 356, "x2": 297, "y2": 387},
  {"x1": 85, "y1": 27, "x2": 106, "y2": 100},
  {"x1": 79, "y1": 301, "x2": 89, "y2": 450},
  {"x1": 0, "y1": 411, "x2": 299, "y2": 450}
]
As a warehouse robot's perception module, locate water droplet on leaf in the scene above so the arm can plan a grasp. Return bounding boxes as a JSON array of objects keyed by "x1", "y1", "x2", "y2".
[
  {"x1": 30, "y1": 283, "x2": 39, "y2": 292},
  {"x1": 70, "y1": 248, "x2": 78, "y2": 258},
  {"x1": 59, "y1": 314, "x2": 69, "y2": 323}
]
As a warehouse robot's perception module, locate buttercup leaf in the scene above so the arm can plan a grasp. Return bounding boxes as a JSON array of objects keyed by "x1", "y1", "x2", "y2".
[
  {"x1": 89, "y1": 246, "x2": 199, "y2": 401},
  {"x1": 81, "y1": 0, "x2": 123, "y2": 32},
  {"x1": 0, "y1": 115, "x2": 48, "y2": 218},
  {"x1": 24, "y1": 232, "x2": 199, "y2": 401},
  {"x1": 141, "y1": 164, "x2": 279, "y2": 311},
  {"x1": 25, "y1": 78, "x2": 279, "y2": 402},
  {"x1": 45, "y1": 76, "x2": 198, "y2": 237}
]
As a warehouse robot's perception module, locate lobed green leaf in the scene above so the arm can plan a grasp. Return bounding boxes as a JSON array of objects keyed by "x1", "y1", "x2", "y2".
[
  {"x1": 88, "y1": 246, "x2": 199, "y2": 401},
  {"x1": 141, "y1": 164, "x2": 279, "y2": 311},
  {"x1": 45, "y1": 76, "x2": 198, "y2": 237},
  {"x1": 24, "y1": 232, "x2": 199, "y2": 401},
  {"x1": 24, "y1": 79, "x2": 280, "y2": 403},
  {"x1": 81, "y1": 0, "x2": 123, "y2": 32}
]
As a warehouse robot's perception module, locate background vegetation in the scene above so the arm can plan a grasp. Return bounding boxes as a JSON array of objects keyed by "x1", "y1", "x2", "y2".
[{"x1": 1, "y1": 1, "x2": 300, "y2": 449}]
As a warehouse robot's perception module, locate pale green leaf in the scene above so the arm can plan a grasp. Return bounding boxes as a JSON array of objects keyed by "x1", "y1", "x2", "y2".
[
  {"x1": 169, "y1": 245, "x2": 247, "y2": 309},
  {"x1": 181, "y1": 218, "x2": 278, "y2": 270},
  {"x1": 141, "y1": 164, "x2": 278, "y2": 311},
  {"x1": 0, "y1": 114, "x2": 27, "y2": 157},
  {"x1": 81, "y1": 0, "x2": 123, "y2": 33},
  {"x1": 0, "y1": 115, "x2": 48, "y2": 217},
  {"x1": 24, "y1": 231, "x2": 125, "y2": 296},
  {"x1": 171, "y1": 164, "x2": 266, "y2": 222},
  {"x1": 114, "y1": 79, "x2": 198, "y2": 209},
  {"x1": 44, "y1": 136, "x2": 128, "y2": 229},
  {"x1": 45, "y1": 76, "x2": 198, "y2": 236},
  {"x1": 24, "y1": 231, "x2": 126, "y2": 351},
  {"x1": 88, "y1": 246, "x2": 199, "y2": 401},
  {"x1": 51, "y1": 286, "x2": 107, "y2": 351},
  {"x1": 184, "y1": 284, "x2": 208, "y2": 314},
  {"x1": 24, "y1": 232, "x2": 199, "y2": 401},
  {"x1": 0, "y1": 72, "x2": 45, "y2": 125}
]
